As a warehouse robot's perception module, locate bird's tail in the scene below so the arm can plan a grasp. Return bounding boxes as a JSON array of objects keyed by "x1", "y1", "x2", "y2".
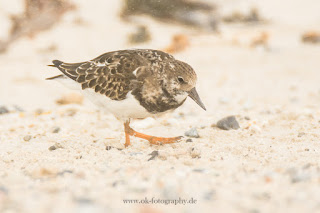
[
  {"x1": 46, "y1": 60, "x2": 64, "y2": 80},
  {"x1": 50, "y1": 60, "x2": 63, "y2": 67}
]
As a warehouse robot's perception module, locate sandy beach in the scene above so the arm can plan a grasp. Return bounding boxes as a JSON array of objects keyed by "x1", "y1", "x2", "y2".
[{"x1": 0, "y1": 0, "x2": 320, "y2": 212}]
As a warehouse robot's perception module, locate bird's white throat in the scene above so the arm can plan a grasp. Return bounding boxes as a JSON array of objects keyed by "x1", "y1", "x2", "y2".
[{"x1": 174, "y1": 92, "x2": 188, "y2": 103}]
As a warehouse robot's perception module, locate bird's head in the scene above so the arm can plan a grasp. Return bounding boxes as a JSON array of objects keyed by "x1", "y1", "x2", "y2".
[{"x1": 165, "y1": 60, "x2": 206, "y2": 111}]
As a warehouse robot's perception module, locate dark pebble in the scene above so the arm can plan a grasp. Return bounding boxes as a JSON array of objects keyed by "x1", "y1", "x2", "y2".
[
  {"x1": 0, "y1": 186, "x2": 8, "y2": 194},
  {"x1": 128, "y1": 25, "x2": 151, "y2": 44},
  {"x1": 106, "y1": 146, "x2": 113, "y2": 150},
  {"x1": 291, "y1": 173, "x2": 310, "y2": 183},
  {"x1": 52, "y1": 127, "x2": 61, "y2": 133},
  {"x1": 184, "y1": 127, "x2": 200, "y2": 138},
  {"x1": 57, "y1": 170, "x2": 73, "y2": 176},
  {"x1": 186, "y1": 139, "x2": 193, "y2": 143},
  {"x1": 13, "y1": 105, "x2": 24, "y2": 112},
  {"x1": 203, "y1": 190, "x2": 215, "y2": 200},
  {"x1": 0, "y1": 106, "x2": 9, "y2": 114},
  {"x1": 193, "y1": 168, "x2": 205, "y2": 173},
  {"x1": 75, "y1": 197, "x2": 92, "y2": 204},
  {"x1": 112, "y1": 180, "x2": 125, "y2": 187},
  {"x1": 216, "y1": 116, "x2": 240, "y2": 130},
  {"x1": 48, "y1": 145, "x2": 57, "y2": 151},
  {"x1": 148, "y1": 150, "x2": 159, "y2": 161}
]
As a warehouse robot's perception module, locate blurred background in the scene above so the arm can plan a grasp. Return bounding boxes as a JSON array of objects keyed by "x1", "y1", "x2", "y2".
[
  {"x1": 1, "y1": 0, "x2": 320, "y2": 213},
  {"x1": 0, "y1": 0, "x2": 319, "y2": 111}
]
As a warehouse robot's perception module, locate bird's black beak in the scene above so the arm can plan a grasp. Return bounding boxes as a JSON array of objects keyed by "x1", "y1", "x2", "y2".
[{"x1": 188, "y1": 88, "x2": 206, "y2": 111}]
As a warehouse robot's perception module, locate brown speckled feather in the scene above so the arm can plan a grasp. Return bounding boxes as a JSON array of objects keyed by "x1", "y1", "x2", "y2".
[
  {"x1": 51, "y1": 49, "x2": 175, "y2": 101},
  {"x1": 51, "y1": 50, "x2": 167, "y2": 100}
]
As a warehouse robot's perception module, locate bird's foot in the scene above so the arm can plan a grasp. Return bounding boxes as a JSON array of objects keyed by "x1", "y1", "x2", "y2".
[
  {"x1": 136, "y1": 134, "x2": 183, "y2": 145},
  {"x1": 124, "y1": 121, "x2": 182, "y2": 147},
  {"x1": 146, "y1": 136, "x2": 183, "y2": 145}
]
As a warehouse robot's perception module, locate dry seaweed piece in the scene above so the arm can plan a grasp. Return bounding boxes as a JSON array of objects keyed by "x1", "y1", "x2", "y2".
[
  {"x1": 163, "y1": 34, "x2": 189, "y2": 53},
  {"x1": 222, "y1": 8, "x2": 265, "y2": 24},
  {"x1": 301, "y1": 31, "x2": 320, "y2": 44},
  {"x1": 121, "y1": 0, "x2": 218, "y2": 31},
  {"x1": 56, "y1": 93, "x2": 83, "y2": 105},
  {"x1": 0, "y1": 0, "x2": 75, "y2": 53}
]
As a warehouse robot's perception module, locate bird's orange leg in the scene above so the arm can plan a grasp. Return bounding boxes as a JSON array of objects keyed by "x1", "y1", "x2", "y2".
[
  {"x1": 123, "y1": 120, "x2": 182, "y2": 147},
  {"x1": 124, "y1": 122, "x2": 131, "y2": 147}
]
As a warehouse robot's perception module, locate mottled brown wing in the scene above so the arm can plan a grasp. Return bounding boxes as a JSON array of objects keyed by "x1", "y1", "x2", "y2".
[{"x1": 52, "y1": 51, "x2": 145, "y2": 100}]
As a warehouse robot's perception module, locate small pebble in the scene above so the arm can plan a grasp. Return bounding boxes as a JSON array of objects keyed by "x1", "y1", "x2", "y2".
[
  {"x1": 193, "y1": 168, "x2": 205, "y2": 173},
  {"x1": 75, "y1": 197, "x2": 92, "y2": 204},
  {"x1": 52, "y1": 126, "x2": 61, "y2": 133},
  {"x1": 291, "y1": 172, "x2": 310, "y2": 183},
  {"x1": 48, "y1": 145, "x2": 56, "y2": 151},
  {"x1": 56, "y1": 93, "x2": 83, "y2": 105},
  {"x1": 49, "y1": 143, "x2": 63, "y2": 151},
  {"x1": 203, "y1": 190, "x2": 215, "y2": 200},
  {"x1": 57, "y1": 170, "x2": 73, "y2": 176},
  {"x1": 216, "y1": 116, "x2": 240, "y2": 130},
  {"x1": 184, "y1": 127, "x2": 200, "y2": 138},
  {"x1": 128, "y1": 25, "x2": 151, "y2": 44},
  {"x1": 303, "y1": 163, "x2": 311, "y2": 169},
  {"x1": 148, "y1": 150, "x2": 159, "y2": 161},
  {"x1": 23, "y1": 135, "x2": 32, "y2": 141},
  {"x1": 0, "y1": 186, "x2": 8, "y2": 194},
  {"x1": 106, "y1": 146, "x2": 112, "y2": 151},
  {"x1": 186, "y1": 139, "x2": 193, "y2": 143},
  {"x1": 112, "y1": 180, "x2": 125, "y2": 187},
  {"x1": 13, "y1": 105, "x2": 24, "y2": 112},
  {"x1": 0, "y1": 106, "x2": 9, "y2": 114},
  {"x1": 244, "y1": 116, "x2": 251, "y2": 120},
  {"x1": 129, "y1": 152, "x2": 143, "y2": 156}
]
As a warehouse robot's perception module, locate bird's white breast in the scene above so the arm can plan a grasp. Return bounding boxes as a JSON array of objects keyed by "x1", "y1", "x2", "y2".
[{"x1": 53, "y1": 76, "x2": 153, "y2": 120}]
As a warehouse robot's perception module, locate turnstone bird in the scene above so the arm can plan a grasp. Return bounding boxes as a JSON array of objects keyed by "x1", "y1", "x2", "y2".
[{"x1": 47, "y1": 49, "x2": 206, "y2": 147}]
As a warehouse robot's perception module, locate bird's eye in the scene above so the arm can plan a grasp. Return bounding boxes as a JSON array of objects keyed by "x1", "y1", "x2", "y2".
[{"x1": 177, "y1": 77, "x2": 185, "y2": 83}]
